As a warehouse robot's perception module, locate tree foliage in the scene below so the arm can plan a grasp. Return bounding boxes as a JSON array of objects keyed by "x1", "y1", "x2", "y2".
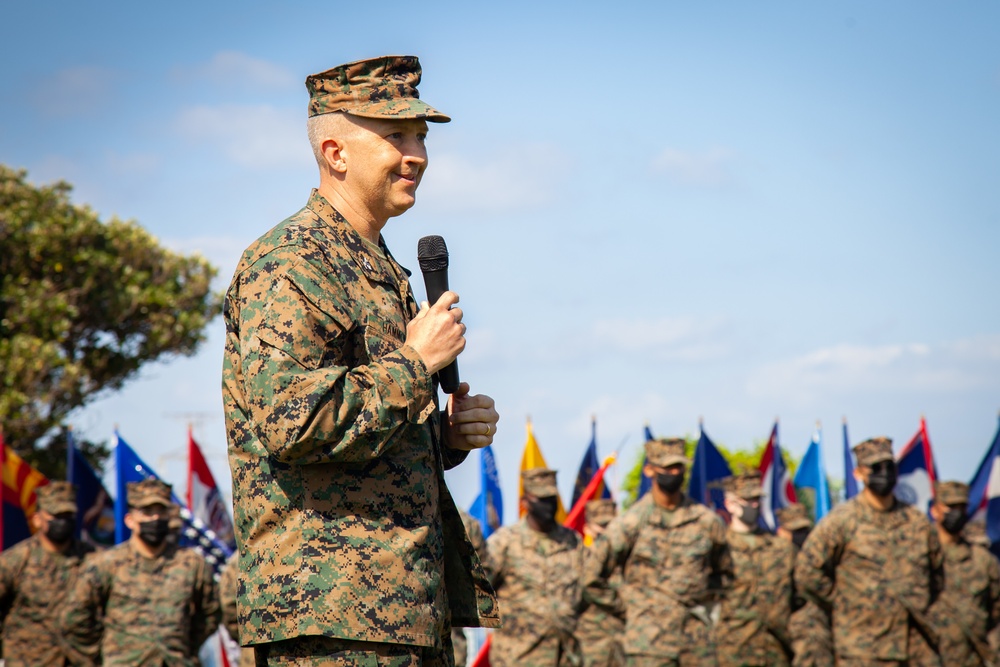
[{"x1": 0, "y1": 166, "x2": 222, "y2": 475}]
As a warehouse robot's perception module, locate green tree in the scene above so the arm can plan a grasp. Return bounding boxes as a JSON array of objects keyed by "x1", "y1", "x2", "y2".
[{"x1": 0, "y1": 166, "x2": 222, "y2": 477}]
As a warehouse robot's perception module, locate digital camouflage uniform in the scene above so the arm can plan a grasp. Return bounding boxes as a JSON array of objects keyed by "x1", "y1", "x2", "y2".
[
  {"x1": 485, "y1": 469, "x2": 585, "y2": 667},
  {"x1": 222, "y1": 55, "x2": 497, "y2": 666},
  {"x1": 583, "y1": 438, "x2": 732, "y2": 667},
  {"x1": 453, "y1": 509, "x2": 488, "y2": 667},
  {"x1": 927, "y1": 482, "x2": 1000, "y2": 667},
  {"x1": 220, "y1": 552, "x2": 256, "y2": 667},
  {"x1": 715, "y1": 473, "x2": 795, "y2": 667},
  {"x1": 776, "y1": 504, "x2": 833, "y2": 667},
  {"x1": 578, "y1": 499, "x2": 625, "y2": 667},
  {"x1": 61, "y1": 479, "x2": 221, "y2": 666},
  {"x1": 795, "y1": 438, "x2": 943, "y2": 667},
  {"x1": 0, "y1": 481, "x2": 94, "y2": 666}
]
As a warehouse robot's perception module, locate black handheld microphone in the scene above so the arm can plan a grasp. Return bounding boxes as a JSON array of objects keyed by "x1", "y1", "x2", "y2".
[{"x1": 417, "y1": 235, "x2": 461, "y2": 394}]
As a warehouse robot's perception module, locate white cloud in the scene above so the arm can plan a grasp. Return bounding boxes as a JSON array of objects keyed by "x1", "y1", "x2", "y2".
[
  {"x1": 173, "y1": 104, "x2": 309, "y2": 169},
  {"x1": 747, "y1": 336, "x2": 1000, "y2": 404},
  {"x1": 651, "y1": 147, "x2": 735, "y2": 188},
  {"x1": 418, "y1": 143, "x2": 567, "y2": 213},
  {"x1": 171, "y1": 51, "x2": 297, "y2": 90},
  {"x1": 31, "y1": 66, "x2": 116, "y2": 117}
]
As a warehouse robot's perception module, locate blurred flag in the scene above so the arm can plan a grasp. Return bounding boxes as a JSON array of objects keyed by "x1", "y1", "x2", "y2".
[
  {"x1": 759, "y1": 421, "x2": 797, "y2": 532},
  {"x1": 187, "y1": 426, "x2": 236, "y2": 551},
  {"x1": 894, "y1": 416, "x2": 938, "y2": 515},
  {"x1": 113, "y1": 432, "x2": 232, "y2": 576},
  {"x1": 66, "y1": 430, "x2": 115, "y2": 547},
  {"x1": 842, "y1": 417, "x2": 858, "y2": 500},
  {"x1": 565, "y1": 454, "x2": 616, "y2": 536},
  {"x1": 518, "y1": 419, "x2": 567, "y2": 522},
  {"x1": 1, "y1": 432, "x2": 49, "y2": 550},
  {"x1": 572, "y1": 418, "x2": 611, "y2": 507},
  {"x1": 689, "y1": 420, "x2": 732, "y2": 514},
  {"x1": 967, "y1": 415, "x2": 1000, "y2": 558},
  {"x1": 794, "y1": 425, "x2": 832, "y2": 521},
  {"x1": 469, "y1": 445, "x2": 503, "y2": 539},
  {"x1": 637, "y1": 424, "x2": 654, "y2": 500}
]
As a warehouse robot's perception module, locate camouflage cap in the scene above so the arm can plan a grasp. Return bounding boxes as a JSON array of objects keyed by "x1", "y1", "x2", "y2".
[
  {"x1": 935, "y1": 480, "x2": 969, "y2": 506},
  {"x1": 585, "y1": 499, "x2": 617, "y2": 527},
  {"x1": 127, "y1": 479, "x2": 173, "y2": 509},
  {"x1": 305, "y1": 55, "x2": 450, "y2": 122},
  {"x1": 852, "y1": 437, "x2": 894, "y2": 467},
  {"x1": 645, "y1": 437, "x2": 688, "y2": 468},
  {"x1": 36, "y1": 481, "x2": 77, "y2": 514},
  {"x1": 522, "y1": 468, "x2": 559, "y2": 498},
  {"x1": 776, "y1": 502, "x2": 812, "y2": 531},
  {"x1": 722, "y1": 471, "x2": 764, "y2": 500}
]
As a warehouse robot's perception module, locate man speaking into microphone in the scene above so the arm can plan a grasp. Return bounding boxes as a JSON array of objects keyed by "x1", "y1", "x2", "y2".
[{"x1": 222, "y1": 55, "x2": 501, "y2": 666}]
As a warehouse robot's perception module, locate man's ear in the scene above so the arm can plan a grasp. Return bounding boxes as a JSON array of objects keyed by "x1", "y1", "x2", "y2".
[
  {"x1": 124, "y1": 511, "x2": 137, "y2": 532},
  {"x1": 322, "y1": 138, "x2": 348, "y2": 174}
]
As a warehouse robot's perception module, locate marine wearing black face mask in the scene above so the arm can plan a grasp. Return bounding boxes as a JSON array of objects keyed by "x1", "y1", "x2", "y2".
[
  {"x1": 44, "y1": 514, "x2": 76, "y2": 545},
  {"x1": 655, "y1": 470, "x2": 684, "y2": 495},
  {"x1": 137, "y1": 516, "x2": 171, "y2": 547},
  {"x1": 864, "y1": 460, "x2": 898, "y2": 497},
  {"x1": 526, "y1": 496, "x2": 559, "y2": 527}
]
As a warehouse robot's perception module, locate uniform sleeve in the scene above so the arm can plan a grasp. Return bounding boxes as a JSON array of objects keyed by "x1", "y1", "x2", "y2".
[
  {"x1": 0, "y1": 547, "x2": 21, "y2": 625},
  {"x1": 189, "y1": 555, "x2": 223, "y2": 650},
  {"x1": 988, "y1": 551, "x2": 1000, "y2": 633},
  {"x1": 233, "y1": 252, "x2": 435, "y2": 466},
  {"x1": 219, "y1": 556, "x2": 240, "y2": 640},
  {"x1": 483, "y1": 528, "x2": 510, "y2": 589},
  {"x1": 926, "y1": 525, "x2": 944, "y2": 605},
  {"x1": 794, "y1": 512, "x2": 844, "y2": 613},
  {"x1": 707, "y1": 515, "x2": 733, "y2": 599},
  {"x1": 581, "y1": 515, "x2": 633, "y2": 617},
  {"x1": 60, "y1": 558, "x2": 109, "y2": 664}
]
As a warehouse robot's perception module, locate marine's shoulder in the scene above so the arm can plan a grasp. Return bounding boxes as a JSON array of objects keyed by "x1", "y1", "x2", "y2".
[
  {"x1": 0, "y1": 538, "x2": 33, "y2": 564},
  {"x1": 238, "y1": 205, "x2": 332, "y2": 268},
  {"x1": 550, "y1": 524, "x2": 582, "y2": 548},
  {"x1": 682, "y1": 497, "x2": 724, "y2": 527}
]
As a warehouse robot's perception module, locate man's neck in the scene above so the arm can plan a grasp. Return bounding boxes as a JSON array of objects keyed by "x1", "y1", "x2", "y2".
[
  {"x1": 37, "y1": 533, "x2": 70, "y2": 554},
  {"x1": 936, "y1": 526, "x2": 960, "y2": 546},
  {"x1": 525, "y1": 513, "x2": 556, "y2": 534},
  {"x1": 129, "y1": 536, "x2": 167, "y2": 559},
  {"x1": 317, "y1": 182, "x2": 383, "y2": 243},
  {"x1": 652, "y1": 487, "x2": 684, "y2": 510},
  {"x1": 861, "y1": 488, "x2": 896, "y2": 511}
]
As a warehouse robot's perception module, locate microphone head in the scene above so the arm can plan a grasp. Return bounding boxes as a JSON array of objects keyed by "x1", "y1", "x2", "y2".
[{"x1": 417, "y1": 235, "x2": 449, "y2": 272}]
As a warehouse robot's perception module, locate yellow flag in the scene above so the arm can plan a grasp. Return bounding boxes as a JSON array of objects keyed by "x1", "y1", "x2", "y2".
[{"x1": 518, "y1": 419, "x2": 567, "y2": 521}]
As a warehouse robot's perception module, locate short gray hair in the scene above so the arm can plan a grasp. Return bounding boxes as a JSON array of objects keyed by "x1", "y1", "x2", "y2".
[{"x1": 306, "y1": 112, "x2": 356, "y2": 167}]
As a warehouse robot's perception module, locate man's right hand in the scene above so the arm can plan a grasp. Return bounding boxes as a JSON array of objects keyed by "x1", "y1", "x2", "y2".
[{"x1": 405, "y1": 291, "x2": 465, "y2": 375}]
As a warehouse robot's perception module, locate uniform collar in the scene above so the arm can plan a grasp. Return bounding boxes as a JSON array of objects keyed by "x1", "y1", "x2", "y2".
[{"x1": 306, "y1": 190, "x2": 408, "y2": 287}]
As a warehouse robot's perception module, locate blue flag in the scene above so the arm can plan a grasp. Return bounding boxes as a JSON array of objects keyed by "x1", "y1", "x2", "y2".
[
  {"x1": 760, "y1": 422, "x2": 797, "y2": 532},
  {"x1": 967, "y1": 416, "x2": 1000, "y2": 557},
  {"x1": 637, "y1": 424, "x2": 654, "y2": 499},
  {"x1": 469, "y1": 445, "x2": 503, "y2": 539},
  {"x1": 794, "y1": 427, "x2": 831, "y2": 520},
  {"x1": 843, "y1": 419, "x2": 858, "y2": 500},
  {"x1": 114, "y1": 432, "x2": 231, "y2": 576},
  {"x1": 895, "y1": 417, "x2": 938, "y2": 516},
  {"x1": 66, "y1": 431, "x2": 116, "y2": 546},
  {"x1": 573, "y1": 419, "x2": 611, "y2": 506},
  {"x1": 689, "y1": 422, "x2": 731, "y2": 512}
]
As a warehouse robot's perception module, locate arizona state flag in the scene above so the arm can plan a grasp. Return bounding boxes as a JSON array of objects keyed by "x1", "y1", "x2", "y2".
[
  {"x1": 519, "y1": 419, "x2": 567, "y2": 522},
  {"x1": 1, "y1": 432, "x2": 49, "y2": 550}
]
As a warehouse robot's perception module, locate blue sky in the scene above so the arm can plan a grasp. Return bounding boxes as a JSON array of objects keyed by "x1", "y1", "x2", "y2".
[{"x1": 2, "y1": 1, "x2": 998, "y2": 522}]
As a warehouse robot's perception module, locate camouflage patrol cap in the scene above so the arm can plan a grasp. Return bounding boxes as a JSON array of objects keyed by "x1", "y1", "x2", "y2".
[
  {"x1": 585, "y1": 499, "x2": 617, "y2": 527},
  {"x1": 305, "y1": 55, "x2": 450, "y2": 122},
  {"x1": 36, "y1": 481, "x2": 77, "y2": 514},
  {"x1": 852, "y1": 437, "x2": 894, "y2": 467},
  {"x1": 522, "y1": 468, "x2": 559, "y2": 498},
  {"x1": 722, "y1": 471, "x2": 764, "y2": 499},
  {"x1": 127, "y1": 479, "x2": 173, "y2": 509},
  {"x1": 645, "y1": 437, "x2": 688, "y2": 468},
  {"x1": 776, "y1": 502, "x2": 812, "y2": 531},
  {"x1": 935, "y1": 480, "x2": 970, "y2": 506}
]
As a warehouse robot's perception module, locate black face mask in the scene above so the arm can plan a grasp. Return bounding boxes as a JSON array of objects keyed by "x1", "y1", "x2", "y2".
[
  {"x1": 137, "y1": 517, "x2": 170, "y2": 547},
  {"x1": 791, "y1": 528, "x2": 810, "y2": 549},
  {"x1": 941, "y1": 508, "x2": 968, "y2": 535},
  {"x1": 866, "y1": 462, "x2": 898, "y2": 497},
  {"x1": 527, "y1": 497, "x2": 558, "y2": 525},
  {"x1": 739, "y1": 503, "x2": 761, "y2": 528},
  {"x1": 45, "y1": 516, "x2": 75, "y2": 544},
  {"x1": 655, "y1": 472, "x2": 685, "y2": 494}
]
